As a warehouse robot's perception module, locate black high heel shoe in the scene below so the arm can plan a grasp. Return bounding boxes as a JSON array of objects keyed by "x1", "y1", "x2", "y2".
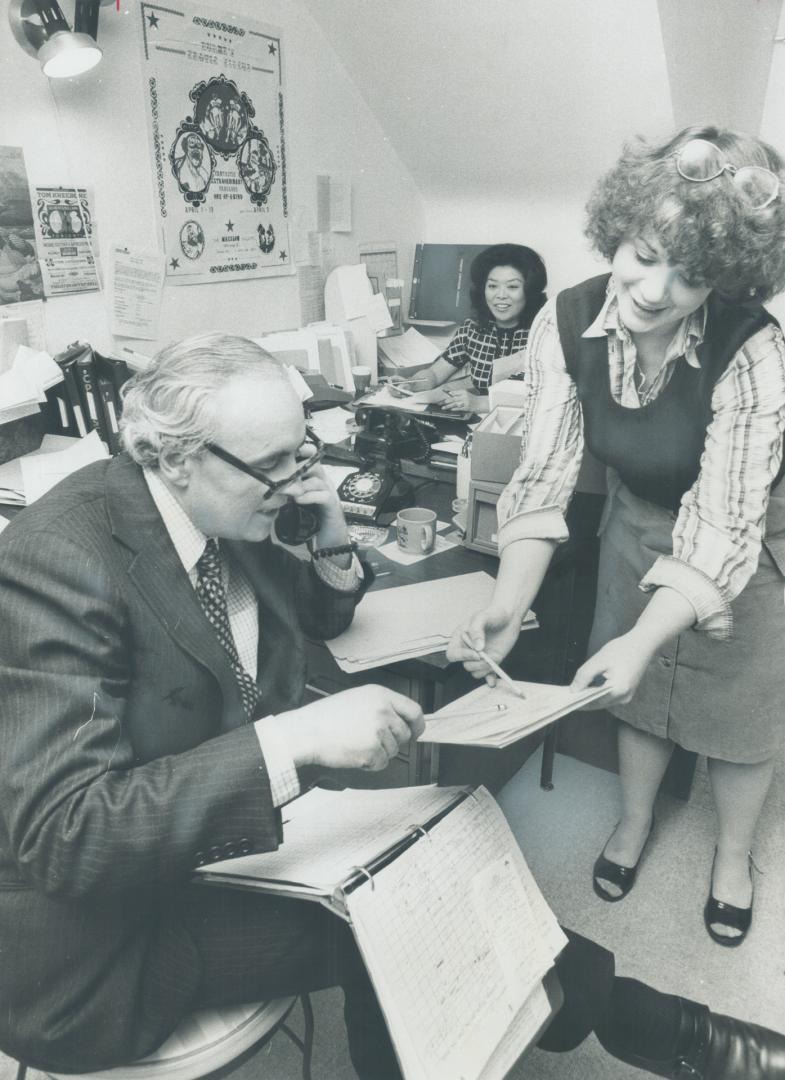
[
  {"x1": 592, "y1": 817, "x2": 654, "y2": 903},
  {"x1": 704, "y1": 849, "x2": 757, "y2": 948}
]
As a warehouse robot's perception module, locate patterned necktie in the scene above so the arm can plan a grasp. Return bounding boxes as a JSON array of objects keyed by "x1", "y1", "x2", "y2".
[{"x1": 195, "y1": 538, "x2": 261, "y2": 719}]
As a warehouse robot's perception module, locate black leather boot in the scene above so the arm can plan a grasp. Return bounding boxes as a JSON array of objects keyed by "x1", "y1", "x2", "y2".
[{"x1": 603, "y1": 996, "x2": 785, "y2": 1079}]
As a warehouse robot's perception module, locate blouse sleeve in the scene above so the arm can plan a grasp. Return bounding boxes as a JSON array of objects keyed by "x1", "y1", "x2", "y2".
[
  {"x1": 496, "y1": 299, "x2": 585, "y2": 553},
  {"x1": 442, "y1": 320, "x2": 471, "y2": 370},
  {"x1": 640, "y1": 322, "x2": 785, "y2": 639}
]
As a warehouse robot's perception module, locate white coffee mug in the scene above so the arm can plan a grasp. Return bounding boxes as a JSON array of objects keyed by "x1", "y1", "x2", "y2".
[{"x1": 396, "y1": 507, "x2": 436, "y2": 554}]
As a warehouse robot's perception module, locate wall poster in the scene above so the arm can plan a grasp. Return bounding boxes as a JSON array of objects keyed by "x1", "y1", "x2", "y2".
[
  {"x1": 33, "y1": 187, "x2": 100, "y2": 297},
  {"x1": 0, "y1": 147, "x2": 44, "y2": 306},
  {"x1": 137, "y1": 1, "x2": 292, "y2": 286}
]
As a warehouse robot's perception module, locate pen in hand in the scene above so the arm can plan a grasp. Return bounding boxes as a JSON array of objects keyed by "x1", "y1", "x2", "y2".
[{"x1": 461, "y1": 632, "x2": 527, "y2": 700}]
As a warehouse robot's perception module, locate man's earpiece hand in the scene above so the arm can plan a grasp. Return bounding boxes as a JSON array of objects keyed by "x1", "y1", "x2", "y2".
[
  {"x1": 278, "y1": 686, "x2": 425, "y2": 772},
  {"x1": 289, "y1": 453, "x2": 350, "y2": 550}
]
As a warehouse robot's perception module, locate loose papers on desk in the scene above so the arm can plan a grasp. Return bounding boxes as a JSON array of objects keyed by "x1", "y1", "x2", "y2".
[
  {"x1": 0, "y1": 431, "x2": 108, "y2": 506},
  {"x1": 0, "y1": 345, "x2": 63, "y2": 425},
  {"x1": 361, "y1": 383, "x2": 449, "y2": 413},
  {"x1": 422, "y1": 680, "x2": 609, "y2": 748},
  {"x1": 326, "y1": 571, "x2": 535, "y2": 672},
  {"x1": 377, "y1": 327, "x2": 442, "y2": 370}
]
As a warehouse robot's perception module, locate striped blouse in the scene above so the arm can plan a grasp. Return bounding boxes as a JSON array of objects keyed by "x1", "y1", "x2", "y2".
[
  {"x1": 496, "y1": 286, "x2": 785, "y2": 639},
  {"x1": 443, "y1": 318, "x2": 530, "y2": 390}
]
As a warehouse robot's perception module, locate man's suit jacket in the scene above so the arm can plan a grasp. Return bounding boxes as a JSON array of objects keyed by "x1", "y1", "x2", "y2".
[{"x1": 0, "y1": 454, "x2": 360, "y2": 1070}]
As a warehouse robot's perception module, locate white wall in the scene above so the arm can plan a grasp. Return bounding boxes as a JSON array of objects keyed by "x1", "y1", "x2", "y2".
[
  {"x1": 423, "y1": 192, "x2": 608, "y2": 298},
  {"x1": 0, "y1": 0, "x2": 424, "y2": 356}
]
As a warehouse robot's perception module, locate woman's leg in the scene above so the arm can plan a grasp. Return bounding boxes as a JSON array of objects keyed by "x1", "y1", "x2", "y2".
[
  {"x1": 706, "y1": 755, "x2": 775, "y2": 936},
  {"x1": 599, "y1": 723, "x2": 674, "y2": 890}
]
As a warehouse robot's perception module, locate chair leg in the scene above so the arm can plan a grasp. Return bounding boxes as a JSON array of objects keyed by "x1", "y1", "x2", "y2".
[
  {"x1": 16, "y1": 1063, "x2": 28, "y2": 1080},
  {"x1": 279, "y1": 994, "x2": 315, "y2": 1080},
  {"x1": 300, "y1": 993, "x2": 314, "y2": 1080}
]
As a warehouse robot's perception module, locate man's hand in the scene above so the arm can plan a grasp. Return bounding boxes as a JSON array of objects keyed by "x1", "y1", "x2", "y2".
[
  {"x1": 290, "y1": 451, "x2": 350, "y2": 550},
  {"x1": 279, "y1": 685, "x2": 425, "y2": 771},
  {"x1": 446, "y1": 604, "x2": 522, "y2": 683}
]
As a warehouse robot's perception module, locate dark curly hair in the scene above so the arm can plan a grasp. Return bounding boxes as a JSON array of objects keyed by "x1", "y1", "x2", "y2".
[
  {"x1": 469, "y1": 243, "x2": 548, "y2": 327},
  {"x1": 585, "y1": 125, "x2": 785, "y2": 302}
]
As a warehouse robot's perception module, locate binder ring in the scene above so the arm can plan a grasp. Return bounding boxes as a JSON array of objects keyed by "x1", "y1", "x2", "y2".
[{"x1": 349, "y1": 865, "x2": 374, "y2": 891}]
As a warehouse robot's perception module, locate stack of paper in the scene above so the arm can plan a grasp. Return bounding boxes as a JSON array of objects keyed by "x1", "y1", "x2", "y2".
[
  {"x1": 422, "y1": 680, "x2": 608, "y2": 748},
  {"x1": 377, "y1": 327, "x2": 442, "y2": 369},
  {"x1": 0, "y1": 345, "x2": 63, "y2": 426},
  {"x1": 0, "y1": 431, "x2": 108, "y2": 507},
  {"x1": 326, "y1": 571, "x2": 535, "y2": 672},
  {"x1": 361, "y1": 383, "x2": 449, "y2": 413}
]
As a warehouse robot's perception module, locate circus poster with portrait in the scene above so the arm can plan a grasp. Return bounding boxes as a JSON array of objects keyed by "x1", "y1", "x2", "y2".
[{"x1": 136, "y1": 0, "x2": 292, "y2": 285}]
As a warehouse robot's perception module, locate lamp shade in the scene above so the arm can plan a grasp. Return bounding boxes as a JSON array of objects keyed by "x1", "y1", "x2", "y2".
[{"x1": 39, "y1": 29, "x2": 101, "y2": 76}]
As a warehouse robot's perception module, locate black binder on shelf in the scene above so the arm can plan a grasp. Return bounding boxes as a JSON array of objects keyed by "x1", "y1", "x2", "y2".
[
  {"x1": 53, "y1": 343, "x2": 89, "y2": 438},
  {"x1": 50, "y1": 343, "x2": 131, "y2": 452}
]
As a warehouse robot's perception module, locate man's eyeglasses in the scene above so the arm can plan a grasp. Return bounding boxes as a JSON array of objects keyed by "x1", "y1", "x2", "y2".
[
  {"x1": 674, "y1": 138, "x2": 780, "y2": 210},
  {"x1": 205, "y1": 431, "x2": 326, "y2": 500}
]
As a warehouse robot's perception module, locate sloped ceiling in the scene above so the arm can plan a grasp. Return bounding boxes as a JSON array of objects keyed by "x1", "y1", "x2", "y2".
[{"x1": 305, "y1": 0, "x2": 782, "y2": 202}]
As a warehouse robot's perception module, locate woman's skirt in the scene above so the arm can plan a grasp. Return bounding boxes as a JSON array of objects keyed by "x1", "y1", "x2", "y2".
[{"x1": 588, "y1": 479, "x2": 785, "y2": 763}]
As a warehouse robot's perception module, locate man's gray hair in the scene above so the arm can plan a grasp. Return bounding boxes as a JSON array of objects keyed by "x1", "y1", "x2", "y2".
[{"x1": 120, "y1": 332, "x2": 286, "y2": 468}]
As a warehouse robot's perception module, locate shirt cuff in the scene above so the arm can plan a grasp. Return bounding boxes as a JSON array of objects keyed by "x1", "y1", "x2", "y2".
[
  {"x1": 497, "y1": 506, "x2": 570, "y2": 555},
  {"x1": 254, "y1": 715, "x2": 301, "y2": 807},
  {"x1": 639, "y1": 555, "x2": 733, "y2": 640},
  {"x1": 313, "y1": 551, "x2": 363, "y2": 592}
]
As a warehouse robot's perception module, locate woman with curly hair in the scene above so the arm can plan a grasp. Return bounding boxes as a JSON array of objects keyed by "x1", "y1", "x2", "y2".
[
  {"x1": 449, "y1": 125, "x2": 785, "y2": 947},
  {"x1": 399, "y1": 242, "x2": 547, "y2": 413}
]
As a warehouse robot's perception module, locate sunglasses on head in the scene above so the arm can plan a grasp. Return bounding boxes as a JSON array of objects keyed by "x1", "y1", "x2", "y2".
[
  {"x1": 674, "y1": 138, "x2": 780, "y2": 210},
  {"x1": 204, "y1": 430, "x2": 326, "y2": 501}
]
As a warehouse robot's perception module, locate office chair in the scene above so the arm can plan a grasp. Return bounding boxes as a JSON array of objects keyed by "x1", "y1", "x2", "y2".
[{"x1": 14, "y1": 994, "x2": 314, "y2": 1080}]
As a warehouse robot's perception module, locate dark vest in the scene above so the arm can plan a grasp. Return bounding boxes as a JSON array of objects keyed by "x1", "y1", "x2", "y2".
[{"x1": 556, "y1": 274, "x2": 778, "y2": 512}]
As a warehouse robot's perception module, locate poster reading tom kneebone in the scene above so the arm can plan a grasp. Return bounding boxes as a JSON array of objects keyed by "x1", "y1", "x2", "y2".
[{"x1": 136, "y1": 0, "x2": 293, "y2": 286}]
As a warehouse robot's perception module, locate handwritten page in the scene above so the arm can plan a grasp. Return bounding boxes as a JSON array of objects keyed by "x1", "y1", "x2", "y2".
[{"x1": 346, "y1": 787, "x2": 562, "y2": 1080}]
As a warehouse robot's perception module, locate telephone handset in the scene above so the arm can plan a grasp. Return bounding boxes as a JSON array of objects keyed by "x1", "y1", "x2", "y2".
[
  {"x1": 273, "y1": 500, "x2": 321, "y2": 545},
  {"x1": 337, "y1": 470, "x2": 396, "y2": 522}
]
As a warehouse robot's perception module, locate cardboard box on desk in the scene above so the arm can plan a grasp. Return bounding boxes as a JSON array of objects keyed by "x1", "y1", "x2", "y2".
[
  {"x1": 489, "y1": 378, "x2": 528, "y2": 411},
  {"x1": 470, "y1": 406, "x2": 524, "y2": 484}
]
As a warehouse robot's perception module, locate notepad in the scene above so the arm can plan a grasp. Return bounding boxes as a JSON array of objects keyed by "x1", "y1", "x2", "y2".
[
  {"x1": 196, "y1": 784, "x2": 566, "y2": 1080},
  {"x1": 422, "y1": 680, "x2": 608, "y2": 748}
]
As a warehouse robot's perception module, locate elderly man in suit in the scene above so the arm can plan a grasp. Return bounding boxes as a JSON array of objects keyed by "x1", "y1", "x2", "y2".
[{"x1": 1, "y1": 333, "x2": 784, "y2": 1080}]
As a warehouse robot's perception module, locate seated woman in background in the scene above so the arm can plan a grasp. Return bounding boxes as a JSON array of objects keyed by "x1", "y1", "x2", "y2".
[
  {"x1": 401, "y1": 242, "x2": 547, "y2": 413},
  {"x1": 449, "y1": 125, "x2": 785, "y2": 949}
]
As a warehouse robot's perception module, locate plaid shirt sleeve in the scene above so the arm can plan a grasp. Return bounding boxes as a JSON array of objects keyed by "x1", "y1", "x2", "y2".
[
  {"x1": 641, "y1": 322, "x2": 785, "y2": 639},
  {"x1": 496, "y1": 300, "x2": 583, "y2": 552}
]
